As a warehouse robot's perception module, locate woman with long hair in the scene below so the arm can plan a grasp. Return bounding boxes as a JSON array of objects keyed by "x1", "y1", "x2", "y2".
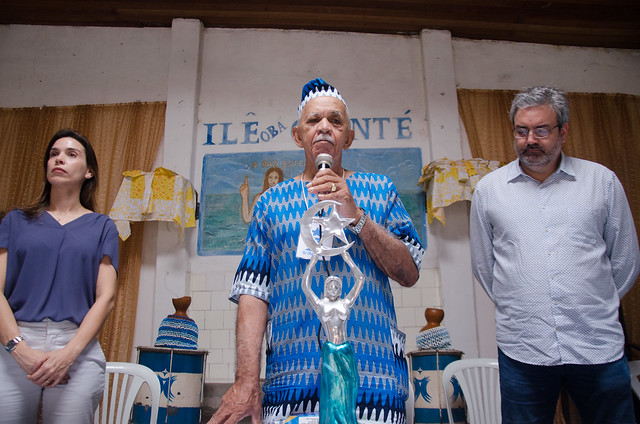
[
  {"x1": 239, "y1": 166, "x2": 284, "y2": 223},
  {"x1": 0, "y1": 128, "x2": 119, "y2": 423}
]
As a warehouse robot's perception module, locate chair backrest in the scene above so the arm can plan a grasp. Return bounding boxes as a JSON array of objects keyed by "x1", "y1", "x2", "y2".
[
  {"x1": 630, "y1": 360, "x2": 640, "y2": 400},
  {"x1": 406, "y1": 375, "x2": 415, "y2": 424},
  {"x1": 94, "y1": 362, "x2": 161, "y2": 424},
  {"x1": 442, "y1": 358, "x2": 500, "y2": 424}
]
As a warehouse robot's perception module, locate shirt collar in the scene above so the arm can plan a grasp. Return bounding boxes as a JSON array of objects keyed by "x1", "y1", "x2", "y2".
[{"x1": 557, "y1": 153, "x2": 575, "y2": 177}]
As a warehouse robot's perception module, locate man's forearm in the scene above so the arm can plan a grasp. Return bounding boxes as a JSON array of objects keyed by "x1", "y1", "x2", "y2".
[
  {"x1": 208, "y1": 295, "x2": 267, "y2": 424},
  {"x1": 358, "y1": 219, "x2": 419, "y2": 287},
  {"x1": 234, "y1": 295, "x2": 268, "y2": 382}
]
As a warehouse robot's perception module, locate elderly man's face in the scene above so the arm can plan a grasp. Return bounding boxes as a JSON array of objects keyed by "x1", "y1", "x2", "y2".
[{"x1": 293, "y1": 96, "x2": 354, "y2": 169}]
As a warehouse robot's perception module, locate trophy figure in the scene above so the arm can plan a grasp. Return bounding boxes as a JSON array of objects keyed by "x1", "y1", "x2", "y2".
[{"x1": 300, "y1": 200, "x2": 365, "y2": 424}]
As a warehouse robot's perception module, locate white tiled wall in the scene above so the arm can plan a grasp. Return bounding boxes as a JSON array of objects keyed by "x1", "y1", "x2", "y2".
[
  {"x1": 189, "y1": 266, "x2": 442, "y2": 382},
  {"x1": 392, "y1": 268, "x2": 442, "y2": 355}
]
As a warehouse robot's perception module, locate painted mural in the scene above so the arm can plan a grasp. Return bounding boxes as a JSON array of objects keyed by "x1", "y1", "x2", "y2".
[{"x1": 198, "y1": 148, "x2": 425, "y2": 256}]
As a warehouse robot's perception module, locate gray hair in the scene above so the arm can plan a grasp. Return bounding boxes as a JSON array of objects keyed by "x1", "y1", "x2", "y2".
[{"x1": 509, "y1": 86, "x2": 570, "y2": 128}]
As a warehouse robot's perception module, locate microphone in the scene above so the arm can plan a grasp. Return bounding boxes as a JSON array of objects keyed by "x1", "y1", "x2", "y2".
[{"x1": 315, "y1": 153, "x2": 334, "y2": 170}]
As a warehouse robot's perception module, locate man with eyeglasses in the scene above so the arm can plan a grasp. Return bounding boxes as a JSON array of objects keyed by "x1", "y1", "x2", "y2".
[{"x1": 470, "y1": 86, "x2": 640, "y2": 423}]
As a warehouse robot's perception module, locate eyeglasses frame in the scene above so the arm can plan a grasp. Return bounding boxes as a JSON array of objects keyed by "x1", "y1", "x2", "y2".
[{"x1": 513, "y1": 124, "x2": 560, "y2": 139}]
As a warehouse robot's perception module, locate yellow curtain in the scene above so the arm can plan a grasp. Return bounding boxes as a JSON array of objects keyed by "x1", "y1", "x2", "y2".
[
  {"x1": 457, "y1": 90, "x2": 517, "y2": 163},
  {"x1": 0, "y1": 102, "x2": 166, "y2": 362}
]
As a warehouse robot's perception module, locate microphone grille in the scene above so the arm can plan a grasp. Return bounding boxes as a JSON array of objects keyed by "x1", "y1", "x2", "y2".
[{"x1": 315, "y1": 153, "x2": 334, "y2": 169}]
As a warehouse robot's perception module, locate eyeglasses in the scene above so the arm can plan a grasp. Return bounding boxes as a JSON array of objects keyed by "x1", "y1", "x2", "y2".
[{"x1": 513, "y1": 125, "x2": 559, "y2": 139}]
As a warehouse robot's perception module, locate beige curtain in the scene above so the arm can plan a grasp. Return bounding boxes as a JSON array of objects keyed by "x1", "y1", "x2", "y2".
[
  {"x1": 458, "y1": 88, "x2": 640, "y2": 422},
  {"x1": 0, "y1": 102, "x2": 165, "y2": 361}
]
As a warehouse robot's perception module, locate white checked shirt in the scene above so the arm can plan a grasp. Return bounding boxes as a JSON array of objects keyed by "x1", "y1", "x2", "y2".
[{"x1": 470, "y1": 154, "x2": 640, "y2": 366}]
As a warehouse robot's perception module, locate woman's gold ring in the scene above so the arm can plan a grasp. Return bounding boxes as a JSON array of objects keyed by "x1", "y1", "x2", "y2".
[{"x1": 331, "y1": 183, "x2": 337, "y2": 192}]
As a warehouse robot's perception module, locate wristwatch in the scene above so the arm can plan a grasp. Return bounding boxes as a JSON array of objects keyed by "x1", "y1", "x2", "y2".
[
  {"x1": 349, "y1": 207, "x2": 367, "y2": 235},
  {"x1": 5, "y1": 335, "x2": 25, "y2": 352}
]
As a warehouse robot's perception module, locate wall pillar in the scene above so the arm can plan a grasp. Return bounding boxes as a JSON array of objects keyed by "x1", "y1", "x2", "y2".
[
  {"x1": 153, "y1": 18, "x2": 203, "y2": 333},
  {"x1": 420, "y1": 29, "x2": 493, "y2": 358}
]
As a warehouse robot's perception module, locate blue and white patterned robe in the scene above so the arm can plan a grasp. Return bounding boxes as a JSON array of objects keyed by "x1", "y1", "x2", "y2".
[{"x1": 231, "y1": 172, "x2": 425, "y2": 424}]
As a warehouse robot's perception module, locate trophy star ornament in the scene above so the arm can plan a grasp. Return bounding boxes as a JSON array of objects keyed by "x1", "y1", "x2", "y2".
[{"x1": 300, "y1": 200, "x2": 354, "y2": 257}]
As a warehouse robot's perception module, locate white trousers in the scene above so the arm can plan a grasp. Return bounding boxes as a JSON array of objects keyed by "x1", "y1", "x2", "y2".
[{"x1": 0, "y1": 320, "x2": 105, "y2": 424}]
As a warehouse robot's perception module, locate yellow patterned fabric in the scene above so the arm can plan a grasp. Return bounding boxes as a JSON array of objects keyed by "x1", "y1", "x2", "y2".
[
  {"x1": 419, "y1": 158, "x2": 504, "y2": 225},
  {"x1": 109, "y1": 167, "x2": 196, "y2": 240}
]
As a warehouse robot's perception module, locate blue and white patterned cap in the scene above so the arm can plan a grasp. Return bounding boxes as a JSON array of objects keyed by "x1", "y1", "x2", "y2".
[{"x1": 297, "y1": 78, "x2": 348, "y2": 117}]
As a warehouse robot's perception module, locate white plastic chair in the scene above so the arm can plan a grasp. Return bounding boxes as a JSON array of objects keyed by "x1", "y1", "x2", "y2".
[
  {"x1": 94, "y1": 362, "x2": 161, "y2": 424},
  {"x1": 630, "y1": 360, "x2": 640, "y2": 400},
  {"x1": 406, "y1": 376, "x2": 415, "y2": 424},
  {"x1": 442, "y1": 358, "x2": 500, "y2": 424}
]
